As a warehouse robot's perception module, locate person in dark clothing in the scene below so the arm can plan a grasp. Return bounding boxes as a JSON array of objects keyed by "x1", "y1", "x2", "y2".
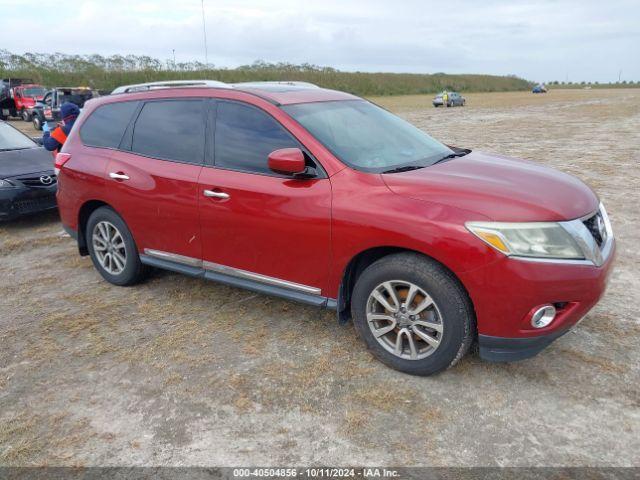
[{"x1": 43, "y1": 102, "x2": 80, "y2": 153}]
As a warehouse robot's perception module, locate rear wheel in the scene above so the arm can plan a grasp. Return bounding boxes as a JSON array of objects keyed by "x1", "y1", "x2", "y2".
[
  {"x1": 86, "y1": 207, "x2": 146, "y2": 286},
  {"x1": 351, "y1": 253, "x2": 475, "y2": 376}
]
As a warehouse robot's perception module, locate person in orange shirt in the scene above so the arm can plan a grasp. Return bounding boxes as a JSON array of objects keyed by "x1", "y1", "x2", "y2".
[{"x1": 42, "y1": 102, "x2": 80, "y2": 153}]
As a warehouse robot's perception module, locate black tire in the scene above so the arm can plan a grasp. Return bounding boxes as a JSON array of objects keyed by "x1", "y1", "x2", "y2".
[
  {"x1": 86, "y1": 206, "x2": 147, "y2": 286},
  {"x1": 32, "y1": 114, "x2": 42, "y2": 131},
  {"x1": 21, "y1": 109, "x2": 30, "y2": 122},
  {"x1": 351, "y1": 253, "x2": 475, "y2": 376}
]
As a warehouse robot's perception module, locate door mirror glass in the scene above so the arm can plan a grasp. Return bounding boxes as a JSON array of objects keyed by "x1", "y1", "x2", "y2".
[{"x1": 268, "y1": 148, "x2": 306, "y2": 176}]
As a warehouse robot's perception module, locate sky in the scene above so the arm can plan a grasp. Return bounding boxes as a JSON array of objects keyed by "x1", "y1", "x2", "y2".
[{"x1": 1, "y1": 0, "x2": 638, "y2": 83}]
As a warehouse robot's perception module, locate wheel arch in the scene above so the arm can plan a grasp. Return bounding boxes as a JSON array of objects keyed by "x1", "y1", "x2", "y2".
[
  {"x1": 336, "y1": 246, "x2": 475, "y2": 325},
  {"x1": 76, "y1": 199, "x2": 111, "y2": 255}
]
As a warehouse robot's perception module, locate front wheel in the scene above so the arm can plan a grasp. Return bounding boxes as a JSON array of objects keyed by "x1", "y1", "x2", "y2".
[
  {"x1": 86, "y1": 206, "x2": 147, "y2": 286},
  {"x1": 351, "y1": 253, "x2": 475, "y2": 376},
  {"x1": 32, "y1": 114, "x2": 43, "y2": 131},
  {"x1": 21, "y1": 109, "x2": 30, "y2": 122}
]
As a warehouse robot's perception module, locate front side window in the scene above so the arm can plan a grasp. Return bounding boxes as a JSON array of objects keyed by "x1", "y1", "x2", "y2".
[
  {"x1": 131, "y1": 100, "x2": 205, "y2": 164},
  {"x1": 283, "y1": 100, "x2": 453, "y2": 173},
  {"x1": 80, "y1": 101, "x2": 138, "y2": 149},
  {"x1": 215, "y1": 101, "x2": 300, "y2": 175}
]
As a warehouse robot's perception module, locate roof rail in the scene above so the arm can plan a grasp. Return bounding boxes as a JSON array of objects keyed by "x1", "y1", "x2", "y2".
[
  {"x1": 111, "y1": 80, "x2": 230, "y2": 95},
  {"x1": 233, "y1": 81, "x2": 320, "y2": 89}
]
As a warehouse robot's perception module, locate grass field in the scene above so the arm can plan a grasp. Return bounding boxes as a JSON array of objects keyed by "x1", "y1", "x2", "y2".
[{"x1": 1, "y1": 88, "x2": 639, "y2": 466}]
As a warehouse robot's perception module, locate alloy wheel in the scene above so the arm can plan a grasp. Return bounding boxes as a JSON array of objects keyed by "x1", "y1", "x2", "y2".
[
  {"x1": 366, "y1": 280, "x2": 444, "y2": 360},
  {"x1": 92, "y1": 220, "x2": 127, "y2": 275}
]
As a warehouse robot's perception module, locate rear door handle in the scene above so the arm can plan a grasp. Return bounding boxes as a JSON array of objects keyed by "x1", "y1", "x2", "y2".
[
  {"x1": 203, "y1": 189, "x2": 230, "y2": 199},
  {"x1": 109, "y1": 172, "x2": 130, "y2": 181}
]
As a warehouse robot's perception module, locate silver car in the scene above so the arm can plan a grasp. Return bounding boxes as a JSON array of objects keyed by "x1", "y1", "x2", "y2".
[{"x1": 433, "y1": 92, "x2": 466, "y2": 107}]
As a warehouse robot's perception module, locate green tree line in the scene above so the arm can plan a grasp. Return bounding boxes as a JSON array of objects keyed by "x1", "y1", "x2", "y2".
[{"x1": 0, "y1": 50, "x2": 535, "y2": 96}]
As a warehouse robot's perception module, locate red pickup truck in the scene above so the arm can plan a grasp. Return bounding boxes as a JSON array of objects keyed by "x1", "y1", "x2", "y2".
[{"x1": 0, "y1": 79, "x2": 46, "y2": 121}]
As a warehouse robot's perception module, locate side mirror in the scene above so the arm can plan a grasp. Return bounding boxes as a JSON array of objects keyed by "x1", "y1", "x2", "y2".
[{"x1": 268, "y1": 148, "x2": 307, "y2": 176}]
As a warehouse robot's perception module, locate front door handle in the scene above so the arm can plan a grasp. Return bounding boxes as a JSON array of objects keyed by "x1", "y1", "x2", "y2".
[
  {"x1": 203, "y1": 189, "x2": 230, "y2": 199},
  {"x1": 109, "y1": 172, "x2": 130, "y2": 181}
]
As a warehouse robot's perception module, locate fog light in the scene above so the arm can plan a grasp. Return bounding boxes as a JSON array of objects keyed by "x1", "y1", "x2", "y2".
[{"x1": 531, "y1": 305, "x2": 556, "y2": 328}]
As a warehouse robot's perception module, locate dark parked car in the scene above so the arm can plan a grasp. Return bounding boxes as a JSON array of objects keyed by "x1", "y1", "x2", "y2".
[
  {"x1": 0, "y1": 121, "x2": 57, "y2": 220},
  {"x1": 433, "y1": 92, "x2": 465, "y2": 107},
  {"x1": 30, "y1": 87, "x2": 95, "y2": 130}
]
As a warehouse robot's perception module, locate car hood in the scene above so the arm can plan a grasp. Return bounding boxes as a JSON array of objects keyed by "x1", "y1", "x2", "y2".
[
  {"x1": 381, "y1": 150, "x2": 598, "y2": 222},
  {"x1": 0, "y1": 147, "x2": 54, "y2": 178}
]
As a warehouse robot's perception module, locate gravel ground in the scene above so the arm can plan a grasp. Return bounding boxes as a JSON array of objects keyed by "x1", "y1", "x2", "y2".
[{"x1": 1, "y1": 89, "x2": 639, "y2": 467}]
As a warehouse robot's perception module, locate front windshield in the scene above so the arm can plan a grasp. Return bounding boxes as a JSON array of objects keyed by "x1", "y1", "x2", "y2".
[
  {"x1": 22, "y1": 87, "x2": 46, "y2": 97},
  {"x1": 283, "y1": 100, "x2": 452, "y2": 172},
  {"x1": 0, "y1": 122, "x2": 36, "y2": 151}
]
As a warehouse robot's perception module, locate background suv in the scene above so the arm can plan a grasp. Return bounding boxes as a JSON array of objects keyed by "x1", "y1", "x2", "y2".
[{"x1": 56, "y1": 81, "x2": 614, "y2": 376}]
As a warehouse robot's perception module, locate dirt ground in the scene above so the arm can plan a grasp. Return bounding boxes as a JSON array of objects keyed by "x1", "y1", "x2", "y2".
[{"x1": 1, "y1": 89, "x2": 639, "y2": 467}]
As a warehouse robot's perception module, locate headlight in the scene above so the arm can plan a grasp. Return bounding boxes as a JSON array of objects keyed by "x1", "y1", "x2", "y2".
[
  {"x1": 0, "y1": 179, "x2": 16, "y2": 189},
  {"x1": 466, "y1": 221, "x2": 584, "y2": 259}
]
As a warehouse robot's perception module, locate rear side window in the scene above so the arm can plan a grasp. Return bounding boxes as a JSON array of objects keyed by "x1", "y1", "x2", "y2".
[
  {"x1": 80, "y1": 101, "x2": 138, "y2": 148},
  {"x1": 215, "y1": 101, "x2": 300, "y2": 174},
  {"x1": 132, "y1": 100, "x2": 205, "y2": 164}
]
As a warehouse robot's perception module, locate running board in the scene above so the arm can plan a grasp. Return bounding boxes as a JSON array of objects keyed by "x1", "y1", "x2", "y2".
[{"x1": 139, "y1": 254, "x2": 335, "y2": 309}]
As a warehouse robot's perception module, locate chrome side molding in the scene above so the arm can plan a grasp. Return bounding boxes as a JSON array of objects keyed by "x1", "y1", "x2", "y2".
[
  {"x1": 143, "y1": 249, "x2": 322, "y2": 295},
  {"x1": 202, "y1": 261, "x2": 321, "y2": 295}
]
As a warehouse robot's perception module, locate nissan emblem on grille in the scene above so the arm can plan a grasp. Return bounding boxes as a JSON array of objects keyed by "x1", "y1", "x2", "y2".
[{"x1": 39, "y1": 175, "x2": 53, "y2": 185}]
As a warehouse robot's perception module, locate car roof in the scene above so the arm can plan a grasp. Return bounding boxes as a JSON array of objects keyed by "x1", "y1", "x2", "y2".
[
  {"x1": 109, "y1": 80, "x2": 359, "y2": 106},
  {"x1": 235, "y1": 84, "x2": 358, "y2": 105}
]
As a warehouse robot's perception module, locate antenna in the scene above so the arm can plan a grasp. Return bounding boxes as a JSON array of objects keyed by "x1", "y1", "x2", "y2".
[{"x1": 201, "y1": 0, "x2": 209, "y2": 66}]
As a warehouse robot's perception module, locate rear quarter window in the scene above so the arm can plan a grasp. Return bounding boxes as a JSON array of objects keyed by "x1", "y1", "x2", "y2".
[{"x1": 80, "y1": 101, "x2": 139, "y2": 149}]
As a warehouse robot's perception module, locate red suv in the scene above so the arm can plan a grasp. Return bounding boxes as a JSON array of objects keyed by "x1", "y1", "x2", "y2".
[{"x1": 56, "y1": 81, "x2": 615, "y2": 375}]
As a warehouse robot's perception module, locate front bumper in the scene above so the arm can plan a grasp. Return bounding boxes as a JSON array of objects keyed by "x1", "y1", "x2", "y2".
[
  {"x1": 0, "y1": 184, "x2": 58, "y2": 220},
  {"x1": 460, "y1": 239, "x2": 616, "y2": 362},
  {"x1": 479, "y1": 327, "x2": 573, "y2": 362}
]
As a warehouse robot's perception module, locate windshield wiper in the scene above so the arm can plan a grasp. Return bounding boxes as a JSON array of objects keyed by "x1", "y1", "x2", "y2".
[
  {"x1": 433, "y1": 150, "x2": 469, "y2": 165},
  {"x1": 382, "y1": 165, "x2": 426, "y2": 174}
]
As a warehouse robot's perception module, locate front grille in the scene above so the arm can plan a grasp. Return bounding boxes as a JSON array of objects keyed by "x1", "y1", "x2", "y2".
[
  {"x1": 14, "y1": 196, "x2": 57, "y2": 213},
  {"x1": 583, "y1": 211, "x2": 606, "y2": 248},
  {"x1": 17, "y1": 175, "x2": 57, "y2": 187}
]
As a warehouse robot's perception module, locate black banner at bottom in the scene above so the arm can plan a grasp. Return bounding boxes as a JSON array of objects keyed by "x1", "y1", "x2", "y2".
[{"x1": 0, "y1": 467, "x2": 638, "y2": 480}]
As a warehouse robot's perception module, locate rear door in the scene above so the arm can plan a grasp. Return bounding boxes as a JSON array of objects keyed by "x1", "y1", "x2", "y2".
[
  {"x1": 104, "y1": 98, "x2": 207, "y2": 261},
  {"x1": 198, "y1": 100, "x2": 332, "y2": 298}
]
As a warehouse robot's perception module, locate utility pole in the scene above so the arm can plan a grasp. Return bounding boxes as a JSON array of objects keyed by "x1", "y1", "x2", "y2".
[
  {"x1": 172, "y1": 49, "x2": 176, "y2": 70},
  {"x1": 618, "y1": 69, "x2": 622, "y2": 82},
  {"x1": 201, "y1": 0, "x2": 209, "y2": 67}
]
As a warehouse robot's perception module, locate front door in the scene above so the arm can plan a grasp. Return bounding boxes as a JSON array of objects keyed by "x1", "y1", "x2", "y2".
[{"x1": 198, "y1": 100, "x2": 332, "y2": 298}]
